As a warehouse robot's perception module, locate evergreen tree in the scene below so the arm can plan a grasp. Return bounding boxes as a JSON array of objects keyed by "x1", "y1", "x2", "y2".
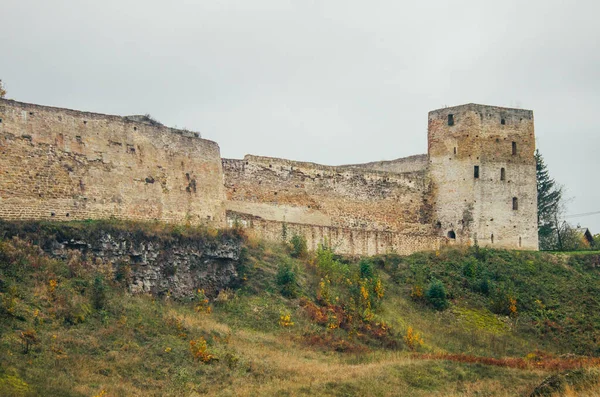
[{"x1": 536, "y1": 149, "x2": 564, "y2": 250}]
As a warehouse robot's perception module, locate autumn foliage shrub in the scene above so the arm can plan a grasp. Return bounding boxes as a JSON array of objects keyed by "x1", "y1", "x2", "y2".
[
  {"x1": 403, "y1": 326, "x2": 424, "y2": 351},
  {"x1": 194, "y1": 289, "x2": 212, "y2": 314},
  {"x1": 189, "y1": 336, "x2": 217, "y2": 363}
]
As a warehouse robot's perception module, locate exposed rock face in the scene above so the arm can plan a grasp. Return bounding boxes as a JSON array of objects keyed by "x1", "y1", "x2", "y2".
[{"x1": 0, "y1": 221, "x2": 243, "y2": 298}]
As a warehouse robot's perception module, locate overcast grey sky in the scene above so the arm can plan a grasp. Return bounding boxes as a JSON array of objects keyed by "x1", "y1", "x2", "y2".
[{"x1": 2, "y1": 0, "x2": 599, "y2": 232}]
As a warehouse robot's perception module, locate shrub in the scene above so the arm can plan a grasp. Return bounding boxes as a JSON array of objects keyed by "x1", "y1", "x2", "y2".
[
  {"x1": 315, "y1": 244, "x2": 348, "y2": 281},
  {"x1": 57, "y1": 293, "x2": 92, "y2": 324},
  {"x1": 359, "y1": 259, "x2": 375, "y2": 280},
  {"x1": 276, "y1": 261, "x2": 299, "y2": 298},
  {"x1": 403, "y1": 326, "x2": 424, "y2": 351},
  {"x1": 194, "y1": 289, "x2": 211, "y2": 314},
  {"x1": 289, "y1": 234, "x2": 308, "y2": 258},
  {"x1": 91, "y1": 275, "x2": 108, "y2": 310},
  {"x1": 410, "y1": 284, "x2": 424, "y2": 301},
  {"x1": 0, "y1": 284, "x2": 18, "y2": 316},
  {"x1": 278, "y1": 312, "x2": 294, "y2": 327},
  {"x1": 473, "y1": 277, "x2": 491, "y2": 295},
  {"x1": 189, "y1": 337, "x2": 216, "y2": 363},
  {"x1": 114, "y1": 261, "x2": 132, "y2": 285},
  {"x1": 19, "y1": 329, "x2": 38, "y2": 354},
  {"x1": 461, "y1": 257, "x2": 478, "y2": 278},
  {"x1": 490, "y1": 288, "x2": 517, "y2": 317},
  {"x1": 425, "y1": 279, "x2": 449, "y2": 310}
]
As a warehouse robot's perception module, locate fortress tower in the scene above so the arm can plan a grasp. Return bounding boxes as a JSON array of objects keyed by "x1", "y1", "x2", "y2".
[{"x1": 427, "y1": 104, "x2": 538, "y2": 250}]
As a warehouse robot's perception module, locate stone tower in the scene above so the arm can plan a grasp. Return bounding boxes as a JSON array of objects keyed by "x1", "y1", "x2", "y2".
[{"x1": 427, "y1": 104, "x2": 538, "y2": 250}]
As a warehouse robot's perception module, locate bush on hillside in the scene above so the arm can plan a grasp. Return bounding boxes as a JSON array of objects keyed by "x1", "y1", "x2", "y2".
[
  {"x1": 289, "y1": 234, "x2": 308, "y2": 258},
  {"x1": 425, "y1": 278, "x2": 449, "y2": 310},
  {"x1": 276, "y1": 261, "x2": 299, "y2": 298}
]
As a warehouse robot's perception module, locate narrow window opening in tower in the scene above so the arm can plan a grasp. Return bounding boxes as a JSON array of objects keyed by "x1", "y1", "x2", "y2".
[
  {"x1": 474, "y1": 166, "x2": 480, "y2": 179},
  {"x1": 491, "y1": 234, "x2": 494, "y2": 244},
  {"x1": 501, "y1": 168, "x2": 506, "y2": 181},
  {"x1": 448, "y1": 114, "x2": 454, "y2": 126},
  {"x1": 447, "y1": 230, "x2": 456, "y2": 239},
  {"x1": 501, "y1": 119, "x2": 506, "y2": 125},
  {"x1": 453, "y1": 147, "x2": 457, "y2": 155},
  {"x1": 513, "y1": 197, "x2": 518, "y2": 210},
  {"x1": 519, "y1": 237, "x2": 522, "y2": 247},
  {"x1": 512, "y1": 141, "x2": 517, "y2": 155}
]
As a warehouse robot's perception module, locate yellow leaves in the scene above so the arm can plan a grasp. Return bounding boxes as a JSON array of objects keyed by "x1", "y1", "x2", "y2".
[
  {"x1": 374, "y1": 279, "x2": 384, "y2": 299},
  {"x1": 194, "y1": 289, "x2": 211, "y2": 314},
  {"x1": 360, "y1": 285, "x2": 369, "y2": 302},
  {"x1": 317, "y1": 277, "x2": 332, "y2": 304},
  {"x1": 190, "y1": 337, "x2": 216, "y2": 363},
  {"x1": 48, "y1": 279, "x2": 58, "y2": 293},
  {"x1": 410, "y1": 285, "x2": 424, "y2": 300},
  {"x1": 93, "y1": 389, "x2": 107, "y2": 397},
  {"x1": 403, "y1": 326, "x2": 424, "y2": 351},
  {"x1": 508, "y1": 297, "x2": 518, "y2": 317},
  {"x1": 279, "y1": 313, "x2": 294, "y2": 327}
]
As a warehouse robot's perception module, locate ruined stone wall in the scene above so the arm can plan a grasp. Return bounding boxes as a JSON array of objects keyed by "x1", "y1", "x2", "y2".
[
  {"x1": 0, "y1": 99, "x2": 225, "y2": 225},
  {"x1": 223, "y1": 155, "x2": 432, "y2": 234},
  {"x1": 228, "y1": 211, "x2": 445, "y2": 256},
  {"x1": 343, "y1": 154, "x2": 428, "y2": 174},
  {"x1": 222, "y1": 154, "x2": 441, "y2": 255},
  {"x1": 428, "y1": 104, "x2": 538, "y2": 250}
]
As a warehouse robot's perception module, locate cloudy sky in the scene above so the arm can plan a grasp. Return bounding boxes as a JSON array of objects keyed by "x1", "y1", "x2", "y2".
[{"x1": 2, "y1": 0, "x2": 599, "y2": 232}]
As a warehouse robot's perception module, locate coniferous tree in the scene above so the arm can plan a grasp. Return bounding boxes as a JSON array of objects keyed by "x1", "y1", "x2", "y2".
[{"x1": 536, "y1": 149, "x2": 564, "y2": 250}]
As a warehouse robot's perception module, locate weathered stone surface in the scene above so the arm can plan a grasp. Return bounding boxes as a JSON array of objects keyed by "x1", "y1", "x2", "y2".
[
  {"x1": 0, "y1": 99, "x2": 225, "y2": 226},
  {"x1": 428, "y1": 104, "x2": 538, "y2": 250},
  {"x1": 0, "y1": 222, "x2": 242, "y2": 298}
]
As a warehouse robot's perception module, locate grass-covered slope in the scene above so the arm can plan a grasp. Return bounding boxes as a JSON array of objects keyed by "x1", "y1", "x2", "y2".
[{"x1": 1, "y1": 222, "x2": 600, "y2": 396}]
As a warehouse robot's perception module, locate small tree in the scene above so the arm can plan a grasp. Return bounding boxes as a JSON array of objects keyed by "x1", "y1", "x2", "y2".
[
  {"x1": 276, "y1": 261, "x2": 299, "y2": 298},
  {"x1": 425, "y1": 279, "x2": 449, "y2": 310},
  {"x1": 91, "y1": 275, "x2": 108, "y2": 310},
  {"x1": 536, "y1": 150, "x2": 565, "y2": 250},
  {"x1": 289, "y1": 234, "x2": 308, "y2": 258},
  {"x1": 0, "y1": 80, "x2": 6, "y2": 98}
]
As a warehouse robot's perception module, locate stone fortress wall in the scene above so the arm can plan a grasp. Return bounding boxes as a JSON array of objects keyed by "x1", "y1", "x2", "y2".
[
  {"x1": 222, "y1": 155, "x2": 443, "y2": 255},
  {"x1": 0, "y1": 98, "x2": 538, "y2": 255},
  {"x1": 0, "y1": 99, "x2": 225, "y2": 226}
]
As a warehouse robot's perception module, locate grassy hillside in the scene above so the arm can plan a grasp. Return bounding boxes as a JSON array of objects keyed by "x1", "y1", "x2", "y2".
[{"x1": 1, "y1": 222, "x2": 600, "y2": 396}]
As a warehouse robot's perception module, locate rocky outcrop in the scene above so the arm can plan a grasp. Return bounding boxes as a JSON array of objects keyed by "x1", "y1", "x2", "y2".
[{"x1": 0, "y1": 221, "x2": 243, "y2": 298}]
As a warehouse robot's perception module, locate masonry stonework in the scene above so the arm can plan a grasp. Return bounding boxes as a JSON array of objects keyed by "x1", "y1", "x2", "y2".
[
  {"x1": 0, "y1": 99, "x2": 225, "y2": 225},
  {"x1": 0, "y1": 99, "x2": 538, "y2": 255},
  {"x1": 428, "y1": 104, "x2": 538, "y2": 250}
]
